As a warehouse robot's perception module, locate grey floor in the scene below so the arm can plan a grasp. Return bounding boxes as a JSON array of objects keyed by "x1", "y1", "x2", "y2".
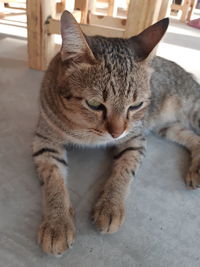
[{"x1": 0, "y1": 18, "x2": 200, "y2": 267}]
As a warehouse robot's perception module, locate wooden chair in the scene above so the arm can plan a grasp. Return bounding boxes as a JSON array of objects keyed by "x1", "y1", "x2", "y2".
[
  {"x1": 27, "y1": 0, "x2": 170, "y2": 70},
  {"x1": 171, "y1": 0, "x2": 197, "y2": 22},
  {"x1": 91, "y1": 0, "x2": 118, "y2": 17},
  {"x1": 0, "y1": 0, "x2": 26, "y2": 18},
  {"x1": 56, "y1": 0, "x2": 88, "y2": 23}
]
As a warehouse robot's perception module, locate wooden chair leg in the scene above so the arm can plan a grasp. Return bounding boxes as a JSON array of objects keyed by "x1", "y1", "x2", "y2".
[
  {"x1": 124, "y1": 0, "x2": 169, "y2": 38},
  {"x1": 159, "y1": 0, "x2": 173, "y2": 20},
  {"x1": 56, "y1": 0, "x2": 65, "y2": 13},
  {"x1": 27, "y1": 0, "x2": 56, "y2": 70},
  {"x1": 75, "y1": 0, "x2": 88, "y2": 24},
  {"x1": 181, "y1": 0, "x2": 190, "y2": 22},
  {"x1": 89, "y1": 0, "x2": 96, "y2": 14},
  {"x1": 187, "y1": 0, "x2": 197, "y2": 21},
  {"x1": 108, "y1": 0, "x2": 114, "y2": 16}
]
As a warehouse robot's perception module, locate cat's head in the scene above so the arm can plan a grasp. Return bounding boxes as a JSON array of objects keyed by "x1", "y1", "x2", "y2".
[{"x1": 56, "y1": 11, "x2": 168, "y2": 144}]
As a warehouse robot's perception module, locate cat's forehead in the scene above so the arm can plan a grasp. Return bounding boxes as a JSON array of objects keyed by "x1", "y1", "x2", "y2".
[
  {"x1": 68, "y1": 36, "x2": 150, "y2": 102},
  {"x1": 90, "y1": 59, "x2": 147, "y2": 101},
  {"x1": 87, "y1": 72, "x2": 144, "y2": 109},
  {"x1": 89, "y1": 36, "x2": 137, "y2": 73},
  {"x1": 87, "y1": 36, "x2": 134, "y2": 57}
]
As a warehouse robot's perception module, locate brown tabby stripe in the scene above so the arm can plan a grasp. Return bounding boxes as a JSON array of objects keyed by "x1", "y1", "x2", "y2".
[
  {"x1": 75, "y1": 96, "x2": 83, "y2": 101},
  {"x1": 35, "y1": 133, "x2": 49, "y2": 140},
  {"x1": 131, "y1": 170, "x2": 135, "y2": 176},
  {"x1": 62, "y1": 94, "x2": 83, "y2": 101},
  {"x1": 52, "y1": 156, "x2": 68, "y2": 167},
  {"x1": 192, "y1": 110, "x2": 198, "y2": 124},
  {"x1": 133, "y1": 89, "x2": 138, "y2": 101},
  {"x1": 64, "y1": 94, "x2": 73, "y2": 100},
  {"x1": 59, "y1": 97, "x2": 74, "y2": 112},
  {"x1": 46, "y1": 83, "x2": 58, "y2": 112},
  {"x1": 110, "y1": 80, "x2": 116, "y2": 95},
  {"x1": 33, "y1": 148, "x2": 58, "y2": 157},
  {"x1": 40, "y1": 180, "x2": 44, "y2": 186},
  {"x1": 158, "y1": 127, "x2": 169, "y2": 137},
  {"x1": 126, "y1": 82, "x2": 131, "y2": 97},
  {"x1": 114, "y1": 146, "x2": 145, "y2": 160},
  {"x1": 57, "y1": 99, "x2": 77, "y2": 126},
  {"x1": 132, "y1": 134, "x2": 143, "y2": 139},
  {"x1": 103, "y1": 89, "x2": 108, "y2": 102}
]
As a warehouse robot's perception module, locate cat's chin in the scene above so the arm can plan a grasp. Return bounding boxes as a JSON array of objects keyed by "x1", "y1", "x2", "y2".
[
  {"x1": 112, "y1": 131, "x2": 128, "y2": 140},
  {"x1": 90, "y1": 131, "x2": 129, "y2": 145},
  {"x1": 84, "y1": 132, "x2": 130, "y2": 147},
  {"x1": 66, "y1": 128, "x2": 140, "y2": 147},
  {"x1": 70, "y1": 134, "x2": 127, "y2": 148}
]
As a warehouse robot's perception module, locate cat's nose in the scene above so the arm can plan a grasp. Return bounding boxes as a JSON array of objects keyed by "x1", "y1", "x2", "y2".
[
  {"x1": 108, "y1": 125, "x2": 125, "y2": 139},
  {"x1": 110, "y1": 131, "x2": 124, "y2": 139},
  {"x1": 107, "y1": 114, "x2": 125, "y2": 139}
]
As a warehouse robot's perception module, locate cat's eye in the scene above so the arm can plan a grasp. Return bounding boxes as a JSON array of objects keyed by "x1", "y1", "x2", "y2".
[
  {"x1": 128, "y1": 102, "x2": 143, "y2": 111},
  {"x1": 86, "y1": 100, "x2": 105, "y2": 111}
]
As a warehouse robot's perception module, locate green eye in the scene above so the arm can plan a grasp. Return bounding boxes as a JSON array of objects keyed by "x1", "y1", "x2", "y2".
[
  {"x1": 129, "y1": 102, "x2": 143, "y2": 111},
  {"x1": 87, "y1": 100, "x2": 101, "y2": 107},
  {"x1": 86, "y1": 100, "x2": 105, "y2": 111}
]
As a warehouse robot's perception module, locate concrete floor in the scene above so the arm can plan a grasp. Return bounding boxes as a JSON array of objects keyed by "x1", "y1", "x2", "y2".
[{"x1": 0, "y1": 16, "x2": 200, "y2": 267}]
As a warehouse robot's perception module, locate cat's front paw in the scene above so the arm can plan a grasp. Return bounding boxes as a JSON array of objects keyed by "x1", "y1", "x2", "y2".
[
  {"x1": 186, "y1": 169, "x2": 200, "y2": 189},
  {"x1": 91, "y1": 195, "x2": 125, "y2": 234},
  {"x1": 38, "y1": 212, "x2": 75, "y2": 256},
  {"x1": 185, "y1": 158, "x2": 200, "y2": 189}
]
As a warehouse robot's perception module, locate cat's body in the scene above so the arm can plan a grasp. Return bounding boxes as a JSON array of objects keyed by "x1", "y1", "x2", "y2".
[
  {"x1": 33, "y1": 11, "x2": 200, "y2": 256},
  {"x1": 147, "y1": 56, "x2": 200, "y2": 132}
]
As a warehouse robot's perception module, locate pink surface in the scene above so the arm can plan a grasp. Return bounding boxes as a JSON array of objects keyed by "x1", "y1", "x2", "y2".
[{"x1": 188, "y1": 18, "x2": 200, "y2": 29}]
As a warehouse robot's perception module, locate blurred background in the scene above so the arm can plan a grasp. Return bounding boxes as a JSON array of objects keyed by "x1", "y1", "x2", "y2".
[{"x1": 0, "y1": 0, "x2": 200, "y2": 74}]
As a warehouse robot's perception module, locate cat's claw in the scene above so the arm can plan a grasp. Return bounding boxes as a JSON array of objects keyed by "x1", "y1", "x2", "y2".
[
  {"x1": 38, "y1": 215, "x2": 75, "y2": 256},
  {"x1": 91, "y1": 197, "x2": 125, "y2": 234},
  {"x1": 185, "y1": 173, "x2": 200, "y2": 189},
  {"x1": 185, "y1": 160, "x2": 200, "y2": 189}
]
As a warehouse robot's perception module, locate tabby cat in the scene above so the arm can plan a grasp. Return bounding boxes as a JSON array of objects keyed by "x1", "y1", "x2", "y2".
[{"x1": 33, "y1": 11, "x2": 200, "y2": 256}]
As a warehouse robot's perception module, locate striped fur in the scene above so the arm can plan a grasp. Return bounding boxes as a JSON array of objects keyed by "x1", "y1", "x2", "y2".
[{"x1": 33, "y1": 11, "x2": 200, "y2": 256}]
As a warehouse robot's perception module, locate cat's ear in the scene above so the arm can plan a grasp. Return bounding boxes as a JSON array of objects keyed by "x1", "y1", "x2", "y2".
[
  {"x1": 60, "y1": 10, "x2": 96, "y2": 64},
  {"x1": 129, "y1": 18, "x2": 169, "y2": 61}
]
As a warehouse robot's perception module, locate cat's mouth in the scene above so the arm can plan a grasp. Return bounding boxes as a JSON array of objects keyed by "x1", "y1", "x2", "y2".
[
  {"x1": 112, "y1": 131, "x2": 128, "y2": 140},
  {"x1": 88, "y1": 128, "x2": 128, "y2": 142}
]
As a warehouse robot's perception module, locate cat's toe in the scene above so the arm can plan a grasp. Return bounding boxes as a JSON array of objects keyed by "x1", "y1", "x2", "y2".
[
  {"x1": 91, "y1": 198, "x2": 125, "y2": 234},
  {"x1": 38, "y1": 215, "x2": 75, "y2": 256},
  {"x1": 185, "y1": 168, "x2": 200, "y2": 189}
]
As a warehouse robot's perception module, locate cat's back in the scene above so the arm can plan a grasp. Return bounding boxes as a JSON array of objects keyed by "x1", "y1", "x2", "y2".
[
  {"x1": 150, "y1": 56, "x2": 199, "y2": 97},
  {"x1": 145, "y1": 56, "x2": 200, "y2": 129}
]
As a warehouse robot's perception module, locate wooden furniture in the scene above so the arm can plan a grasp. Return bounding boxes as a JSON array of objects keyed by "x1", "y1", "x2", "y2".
[
  {"x1": 0, "y1": 0, "x2": 22, "y2": 2},
  {"x1": 0, "y1": 0, "x2": 26, "y2": 19},
  {"x1": 57, "y1": 0, "x2": 88, "y2": 23},
  {"x1": 26, "y1": 0, "x2": 170, "y2": 71},
  {"x1": 171, "y1": 0, "x2": 197, "y2": 22},
  {"x1": 91, "y1": 0, "x2": 118, "y2": 16}
]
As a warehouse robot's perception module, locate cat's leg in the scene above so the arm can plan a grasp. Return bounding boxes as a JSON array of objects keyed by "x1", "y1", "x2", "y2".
[
  {"x1": 154, "y1": 122, "x2": 200, "y2": 189},
  {"x1": 33, "y1": 134, "x2": 75, "y2": 256},
  {"x1": 92, "y1": 134, "x2": 146, "y2": 234}
]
